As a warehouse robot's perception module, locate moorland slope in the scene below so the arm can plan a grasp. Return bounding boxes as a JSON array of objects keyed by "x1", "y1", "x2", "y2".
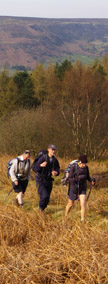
[{"x1": 0, "y1": 16, "x2": 108, "y2": 68}]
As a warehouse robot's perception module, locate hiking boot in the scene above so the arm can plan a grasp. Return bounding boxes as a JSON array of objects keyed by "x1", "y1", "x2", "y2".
[
  {"x1": 81, "y1": 219, "x2": 85, "y2": 224},
  {"x1": 13, "y1": 198, "x2": 19, "y2": 206},
  {"x1": 20, "y1": 203, "x2": 23, "y2": 208}
]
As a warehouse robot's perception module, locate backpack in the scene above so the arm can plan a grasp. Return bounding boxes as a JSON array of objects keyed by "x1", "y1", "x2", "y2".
[
  {"x1": 61, "y1": 160, "x2": 79, "y2": 185},
  {"x1": 31, "y1": 150, "x2": 48, "y2": 173},
  {"x1": 7, "y1": 157, "x2": 20, "y2": 177}
]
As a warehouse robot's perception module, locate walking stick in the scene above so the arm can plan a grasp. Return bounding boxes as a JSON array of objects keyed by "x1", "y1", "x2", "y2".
[
  {"x1": 5, "y1": 188, "x2": 13, "y2": 200},
  {"x1": 86, "y1": 184, "x2": 92, "y2": 201},
  {"x1": 86, "y1": 178, "x2": 96, "y2": 202}
]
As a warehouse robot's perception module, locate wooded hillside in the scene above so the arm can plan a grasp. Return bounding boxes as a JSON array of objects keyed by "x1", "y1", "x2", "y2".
[{"x1": 0, "y1": 57, "x2": 108, "y2": 159}]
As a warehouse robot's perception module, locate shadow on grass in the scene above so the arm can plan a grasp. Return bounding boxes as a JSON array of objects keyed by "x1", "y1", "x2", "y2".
[
  {"x1": 99, "y1": 210, "x2": 108, "y2": 218},
  {"x1": 23, "y1": 199, "x2": 39, "y2": 211},
  {"x1": 46, "y1": 205, "x2": 65, "y2": 217}
]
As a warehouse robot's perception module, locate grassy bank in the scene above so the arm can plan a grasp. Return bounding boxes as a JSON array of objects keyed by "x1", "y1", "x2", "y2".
[{"x1": 0, "y1": 155, "x2": 108, "y2": 283}]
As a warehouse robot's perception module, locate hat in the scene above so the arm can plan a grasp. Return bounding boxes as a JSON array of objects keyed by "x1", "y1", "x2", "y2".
[
  {"x1": 24, "y1": 150, "x2": 30, "y2": 155},
  {"x1": 78, "y1": 154, "x2": 88, "y2": 163},
  {"x1": 48, "y1": 144, "x2": 57, "y2": 150}
]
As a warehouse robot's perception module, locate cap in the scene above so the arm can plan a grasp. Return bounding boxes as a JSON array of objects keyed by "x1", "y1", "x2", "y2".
[
  {"x1": 78, "y1": 154, "x2": 88, "y2": 163},
  {"x1": 48, "y1": 144, "x2": 57, "y2": 150},
  {"x1": 24, "y1": 150, "x2": 30, "y2": 155}
]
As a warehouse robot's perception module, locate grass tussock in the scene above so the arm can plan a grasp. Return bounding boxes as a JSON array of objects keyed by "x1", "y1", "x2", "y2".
[
  {"x1": 0, "y1": 202, "x2": 108, "y2": 284},
  {"x1": 0, "y1": 156, "x2": 108, "y2": 283}
]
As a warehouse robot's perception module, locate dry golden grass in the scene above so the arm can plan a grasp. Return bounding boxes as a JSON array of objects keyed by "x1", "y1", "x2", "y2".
[
  {"x1": 0, "y1": 155, "x2": 108, "y2": 283},
  {"x1": 0, "y1": 203, "x2": 108, "y2": 284}
]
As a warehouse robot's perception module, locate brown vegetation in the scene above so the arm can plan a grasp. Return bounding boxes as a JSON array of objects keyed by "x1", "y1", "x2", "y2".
[
  {"x1": 0, "y1": 206, "x2": 108, "y2": 284},
  {"x1": 0, "y1": 200, "x2": 108, "y2": 283},
  {"x1": 0, "y1": 58, "x2": 108, "y2": 159},
  {"x1": 0, "y1": 156, "x2": 108, "y2": 283}
]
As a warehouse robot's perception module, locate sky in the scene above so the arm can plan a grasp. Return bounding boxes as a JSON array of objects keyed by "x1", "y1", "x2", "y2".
[{"x1": 0, "y1": 0, "x2": 108, "y2": 19}]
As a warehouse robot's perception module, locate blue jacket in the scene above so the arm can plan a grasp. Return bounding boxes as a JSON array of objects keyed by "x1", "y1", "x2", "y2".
[{"x1": 34, "y1": 154, "x2": 60, "y2": 182}]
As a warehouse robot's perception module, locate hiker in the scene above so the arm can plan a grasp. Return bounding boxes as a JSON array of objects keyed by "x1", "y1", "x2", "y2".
[
  {"x1": 9, "y1": 150, "x2": 30, "y2": 208},
  {"x1": 34, "y1": 144, "x2": 60, "y2": 211},
  {"x1": 65, "y1": 154, "x2": 95, "y2": 222}
]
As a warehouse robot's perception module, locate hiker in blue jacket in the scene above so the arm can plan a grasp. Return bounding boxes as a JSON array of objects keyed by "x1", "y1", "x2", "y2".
[
  {"x1": 34, "y1": 144, "x2": 60, "y2": 211},
  {"x1": 65, "y1": 154, "x2": 95, "y2": 222}
]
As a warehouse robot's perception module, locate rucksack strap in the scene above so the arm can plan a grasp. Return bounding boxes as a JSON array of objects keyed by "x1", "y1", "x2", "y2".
[
  {"x1": 16, "y1": 158, "x2": 20, "y2": 174},
  {"x1": 73, "y1": 162, "x2": 78, "y2": 177}
]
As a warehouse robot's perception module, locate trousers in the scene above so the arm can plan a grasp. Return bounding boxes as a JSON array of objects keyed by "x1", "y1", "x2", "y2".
[{"x1": 38, "y1": 179, "x2": 53, "y2": 210}]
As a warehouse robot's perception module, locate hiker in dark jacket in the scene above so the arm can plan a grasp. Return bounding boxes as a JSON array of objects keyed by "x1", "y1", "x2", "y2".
[
  {"x1": 34, "y1": 144, "x2": 60, "y2": 211},
  {"x1": 10, "y1": 150, "x2": 30, "y2": 207},
  {"x1": 65, "y1": 154, "x2": 95, "y2": 222}
]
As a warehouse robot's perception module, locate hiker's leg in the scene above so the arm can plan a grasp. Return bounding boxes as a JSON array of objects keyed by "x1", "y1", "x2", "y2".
[
  {"x1": 21, "y1": 179, "x2": 28, "y2": 195},
  {"x1": 38, "y1": 183, "x2": 50, "y2": 211},
  {"x1": 79, "y1": 194, "x2": 86, "y2": 222},
  {"x1": 46, "y1": 181, "x2": 52, "y2": 206},
  {"x1": 16, "y1": 191, "x2": 23, "y2": 207},
  {"x1": 17, "y1": 180, "x2": 28, "y2": 206},
  {"x1": 65, "y1": 199, "x2": 74, "y2": 217}
]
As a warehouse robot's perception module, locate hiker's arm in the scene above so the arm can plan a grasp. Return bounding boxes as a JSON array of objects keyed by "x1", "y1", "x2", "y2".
[
  {"x1": 53, "y1": 159, "x2": 60, "y2": 176},
  {"x1": 86, "y1": 167, "x2": 96, "y2": 185},
  {"x1": 27, "y1": 160, "x2": 31, "y2": 180},
  {"x1": 86, "y1": 166, "x2": 92, "y2": 182},
  {"x1": 9, "y1": 160, "x2": 18, "y2": 183},
  {"x1": 34, "y1": 156, "x2": 46, "y2": 172}
]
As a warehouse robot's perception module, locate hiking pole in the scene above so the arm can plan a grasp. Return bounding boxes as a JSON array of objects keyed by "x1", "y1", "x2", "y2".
[
  {"x1": 86, "y1": 184, "x2": 92, "y2": 202},
  {"x1": 5, "y1": 188, "x2": 13, "y2": 200},
  {"x1": 86, "y1": 178, "x2": 96, "y2": 202}
]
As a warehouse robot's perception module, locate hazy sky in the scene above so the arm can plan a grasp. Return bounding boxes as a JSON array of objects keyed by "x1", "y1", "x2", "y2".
[{"x1": 0, "y1": 0, "x2": 108, "y2": 18}]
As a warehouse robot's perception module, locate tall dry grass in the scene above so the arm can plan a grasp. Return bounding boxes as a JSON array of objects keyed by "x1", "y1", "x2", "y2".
[
  {"x1": 0, "y1": 155, "x2": 108, "y2": 283},
  {"x1": 0, "y1": 204, "x2": 108, "y2": 284}
]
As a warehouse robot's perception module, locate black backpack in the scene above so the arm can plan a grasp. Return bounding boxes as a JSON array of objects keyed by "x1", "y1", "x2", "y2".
[{"x1": 31, "y1": 150, "x2": 48, "y2": 173}]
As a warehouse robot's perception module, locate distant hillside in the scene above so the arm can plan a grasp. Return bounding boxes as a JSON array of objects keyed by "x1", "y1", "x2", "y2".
[{"x1": 0, "y1": 16, "x2": 108, "y2": 69}]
